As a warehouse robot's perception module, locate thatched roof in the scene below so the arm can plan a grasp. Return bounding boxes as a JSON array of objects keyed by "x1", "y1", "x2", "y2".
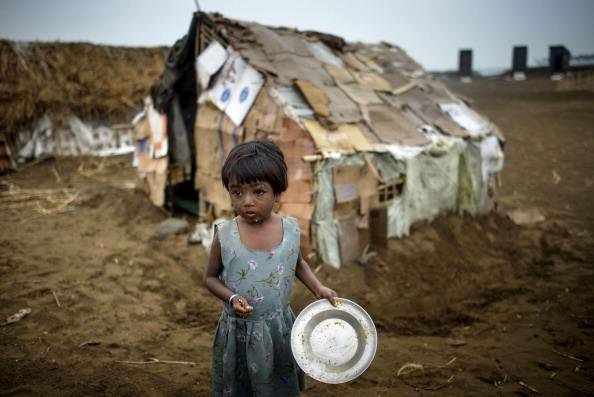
[{"x1": 0, "y1": 40, "x2": 166, "y2": 136}]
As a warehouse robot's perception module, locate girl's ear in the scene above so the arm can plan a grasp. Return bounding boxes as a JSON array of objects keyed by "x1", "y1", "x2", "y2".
[{"x1": 273, "y1": 193, "x2": 281, "y2": 212}]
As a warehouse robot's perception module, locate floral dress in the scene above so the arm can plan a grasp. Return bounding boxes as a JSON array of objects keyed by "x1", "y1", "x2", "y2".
[{"x1": 212, "y1": 216, "x2": 304, "y2": 396}]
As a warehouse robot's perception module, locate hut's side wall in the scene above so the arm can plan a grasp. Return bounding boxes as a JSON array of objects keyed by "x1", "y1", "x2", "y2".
[{"x1": 311, "y1": 138, "x2": 492, "y2": 268}]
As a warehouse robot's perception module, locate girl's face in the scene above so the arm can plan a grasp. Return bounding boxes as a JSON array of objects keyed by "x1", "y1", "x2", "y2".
[{"x1": 228, "y1": 180, "x2": 277, "y2": 224}]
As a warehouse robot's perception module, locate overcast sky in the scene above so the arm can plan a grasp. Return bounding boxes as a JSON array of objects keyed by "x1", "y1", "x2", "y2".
[{"x1": 1, "y1": 0, "x2": 593, "y2": 71}]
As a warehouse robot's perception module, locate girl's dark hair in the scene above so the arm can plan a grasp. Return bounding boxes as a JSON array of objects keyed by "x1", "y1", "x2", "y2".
[{"x1": 221, "y1": 140, "x2": 288, "y2": 194}]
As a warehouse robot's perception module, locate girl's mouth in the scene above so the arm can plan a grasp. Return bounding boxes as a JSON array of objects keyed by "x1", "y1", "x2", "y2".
[{"x1": 243, "y1": 211, "x2": 263, "y2": 223}]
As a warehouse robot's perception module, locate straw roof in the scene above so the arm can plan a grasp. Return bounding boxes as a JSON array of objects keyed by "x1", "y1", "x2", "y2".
[{"x1": 0, "y1": 40, "x2": 166, "y2": 136}]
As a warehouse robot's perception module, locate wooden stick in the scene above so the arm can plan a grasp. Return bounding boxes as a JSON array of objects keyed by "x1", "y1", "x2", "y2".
[
  {"x1": 392, "y1": 81, "x2": 417, "y2": 96},
  {"x1": 0, "y1": 188, "x2": 76, "y2": 197},
  {"x1": 364, "y1": 154, "x2": 383, "y2": 182},
  {"x1": 397, "y1": 363, "x2": 423, "y2": 377},
  {"x1": 52, "y1": 166, "x2": 62, "y2": 183},
  {"x1": 111, "y1": 123, "x2": 134, "y2": 130},
  {"x1": 396, "y1": 357, "x2": 457, "y2": 390},
  {"x1": 0, "y1": 201, "x2": 41, "y2": 210},
  {"x1": 518, "y1": 381, "x2": 540, "y2": 394},
  {"x1": 397, "y1": 356, "x2": 457, "y2": 376},
  {"x1": 552, "y1": 348, "x2": 584, "y2": 362},
  {"x1": 442, "y1": 357, "x2": 457, "y2": 367},
  {"x1": 116, "y1": 357, "x2": 197, "y2": 366},
  {"x1": 0, "y1": 194, "x2": 66, "y2": 204},
  {"x1": 52, "y1": 291, "x2": 61, "y2": 308}
]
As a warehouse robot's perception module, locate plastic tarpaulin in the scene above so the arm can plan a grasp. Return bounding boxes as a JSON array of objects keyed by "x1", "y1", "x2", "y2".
[
  {"x1": 17, "y1": 115, "x2": 135, "y2": 159},
  {"x1": 312, "y1": 137, "x2": 487, "y2": 267},
  {"x1": 480, "y1": 135, "x2": 504, "y2": 183},
  {"x1": 388, "y1": 138, "x2": 466, "y2": 238},
  {"x1": 167, "y1": 96, "x2": 192, "y2": 173},
  {"x1": 313, "y1": 155, "x2": 366, "y2": 268}
]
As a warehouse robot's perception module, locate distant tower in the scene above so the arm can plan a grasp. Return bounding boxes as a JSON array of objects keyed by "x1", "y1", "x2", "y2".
[
  {"x1": 549, "y1": 45, "x2": 571, "y2": 79},
  {"x1": 512, "y1": 46, "x2": 527, "y2": 80},
  {"x1": 459, "y1": 49, "x2": 472, "y2": 82}
]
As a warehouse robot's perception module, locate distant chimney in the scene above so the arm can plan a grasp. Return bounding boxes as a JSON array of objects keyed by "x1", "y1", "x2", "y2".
[
  {"x1": 459, "y1": 49, "x2": 472, "y2": 78},
  {"x1": 549, "y1": 45, "x2": 571, "y2": 74},
  {"x1": 512, "y1": 46, "x2": 527, "y2": 73}
]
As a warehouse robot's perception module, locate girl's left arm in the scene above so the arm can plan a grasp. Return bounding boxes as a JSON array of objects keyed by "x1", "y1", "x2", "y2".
[{"x1": 296, "y1": 253, "x2": 337, "y2": 305}]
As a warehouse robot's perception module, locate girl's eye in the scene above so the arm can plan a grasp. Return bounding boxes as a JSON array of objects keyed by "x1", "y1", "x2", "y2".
[
  {"x1": 255, "y1": 190, "x2": 265, "y2": 196},
  {"x1": 231, "y1": 191, "x2": 242, "y2": 197}
]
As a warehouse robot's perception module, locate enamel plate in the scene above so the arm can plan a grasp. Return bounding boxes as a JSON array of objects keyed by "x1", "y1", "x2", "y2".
[{"x1": 291, "y1": 298, "x2": 377, "y2": 384}]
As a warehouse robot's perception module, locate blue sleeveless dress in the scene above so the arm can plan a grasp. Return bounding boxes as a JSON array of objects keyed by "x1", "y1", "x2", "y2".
[{"x1": 212, "y1": 216, "x2": 304, "y2": 396}]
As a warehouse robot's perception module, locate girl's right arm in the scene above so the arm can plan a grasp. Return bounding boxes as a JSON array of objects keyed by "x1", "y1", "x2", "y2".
[
  {"x1": 296, "y1": 252, "x2": 337, "y2": 305},
  {"x1": 203, "y1": 232, "x2": 252, "y2": 316}
]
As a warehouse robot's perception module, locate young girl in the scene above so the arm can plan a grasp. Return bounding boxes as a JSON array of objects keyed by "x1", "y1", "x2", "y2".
[{"x1": 204, "y1": 140, "x2": 337, "y2": 396}]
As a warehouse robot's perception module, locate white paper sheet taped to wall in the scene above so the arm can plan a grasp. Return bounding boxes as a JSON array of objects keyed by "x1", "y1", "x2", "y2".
[
  {"x1": 196, "y1": 41, "x2": 228, "y2": 90},
  {"x1": 207, "y1": 47, "x2": 264, "y2": 126},
  {"x1": 225, "y1": 66, "x2": 264, "y2": 126}
]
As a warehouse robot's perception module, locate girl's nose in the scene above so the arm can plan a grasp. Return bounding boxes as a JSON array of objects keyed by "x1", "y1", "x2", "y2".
[{"x1": 242, "y1": 193, "x2": 255, "y2": 206}]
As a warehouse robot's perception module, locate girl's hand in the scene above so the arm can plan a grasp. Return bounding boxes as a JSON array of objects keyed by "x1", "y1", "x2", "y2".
[
  {"x1": 316, "y1": 285, "x2": 337, "y2": 306},
  {"x1": 231, "y1": 295, "x2": 253, "y2": 318}
]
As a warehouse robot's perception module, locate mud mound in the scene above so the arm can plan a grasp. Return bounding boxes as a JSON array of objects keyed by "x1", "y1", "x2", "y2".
[
  {"x1": 81, "y1": 186, "x2": 165, "y2": 225},
  {"x1": 305, "y1": 213, "x2": 593, "y2": 338}
]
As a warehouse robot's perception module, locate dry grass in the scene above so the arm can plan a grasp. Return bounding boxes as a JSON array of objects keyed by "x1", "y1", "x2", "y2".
[{"x1": 0, "y1": 40, "x2": 167, "y2": 136}]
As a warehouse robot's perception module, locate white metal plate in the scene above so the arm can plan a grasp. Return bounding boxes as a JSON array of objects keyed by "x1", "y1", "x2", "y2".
[{"x1": 291, "y1": 298, "x2": 377, "y2": 384}]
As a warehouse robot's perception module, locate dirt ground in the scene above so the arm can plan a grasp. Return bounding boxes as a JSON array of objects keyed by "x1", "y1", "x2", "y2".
[{"x1": 1, "y1": 76, "x2": 593, "y2": 396}]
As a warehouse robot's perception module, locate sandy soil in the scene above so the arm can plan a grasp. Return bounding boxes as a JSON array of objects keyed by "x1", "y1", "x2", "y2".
[{"x1": 1, "y1": 76, "x2": 593, "y2": 396}]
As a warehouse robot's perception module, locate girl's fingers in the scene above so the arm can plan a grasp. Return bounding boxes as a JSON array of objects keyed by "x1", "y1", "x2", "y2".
[
  {"x1": 238, "y1": 299, "x2": 252, "y2": 311},
  {"x1": 325, "y1": 290, "x2": 337, "y2": 305},
  {"x1": 233, "y1": 296, "x2": 253, "y2": 317}
]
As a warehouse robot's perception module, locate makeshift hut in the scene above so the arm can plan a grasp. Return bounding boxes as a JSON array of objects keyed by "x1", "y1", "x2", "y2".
[{"x1": 143, "y1": 12, "x2": 505, "y2": 268}]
